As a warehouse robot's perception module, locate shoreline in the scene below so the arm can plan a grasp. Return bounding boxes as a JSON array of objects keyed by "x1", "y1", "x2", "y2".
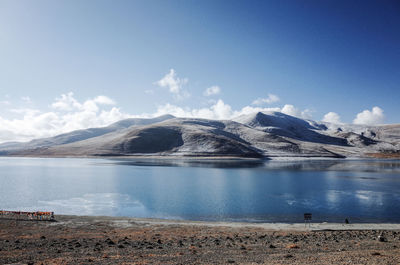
[
  {"x1": 52, "y1": 215, "x2": 400, "y2": 231},
  {"x1": 1, "y1": 154, "x2": 399, "y2": 161},
  {"x1": 1, "y1": 214, "x2": 399, "y2": 264},
  {"x1": 3, "y1": 214, "x2": 400, "y2": 231}
]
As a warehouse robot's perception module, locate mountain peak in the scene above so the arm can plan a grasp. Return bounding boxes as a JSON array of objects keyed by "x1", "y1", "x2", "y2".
[
  {"x1": 1, "y1": 113, "x2": 399, "y2": 159},
  {"x1": 234, "y1": 111, "x2": 309, "y2": 129}
]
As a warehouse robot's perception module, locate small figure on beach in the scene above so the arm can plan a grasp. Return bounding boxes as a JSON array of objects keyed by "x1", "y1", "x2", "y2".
[{"x1": 345, "y1": 218, "x2": 349, "y2": 224}]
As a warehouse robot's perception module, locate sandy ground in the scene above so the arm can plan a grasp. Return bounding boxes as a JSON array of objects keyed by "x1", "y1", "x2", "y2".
[{"x1": 1, "y1": 215, "x2": 400, "y2": 265}]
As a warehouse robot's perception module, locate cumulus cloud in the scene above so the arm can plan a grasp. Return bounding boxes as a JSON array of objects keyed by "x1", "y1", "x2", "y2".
[
  {"x1": 152, "y1": 101, "x2": 311, "y2": 121},
  {"x1": 93, "y1": 95, "x2": 115, "y2": 105},
  {"x1": 152, "y1": 99, "x2": 232, "y2": 120},
  {"x1": 252, "y1": 94, "x2": 280, "y2": 105},
  {"x1": 353, "y1": 106, "x2": 385, "y2": 125},
  {"x1": 51, "y1": 92, "x2": 82, "y2": 111},
  {"x1": 155, "y1": 69, "x2": 189, "y2": 99},
  {"x1": 322, "y1": 112, "x2": 342, "y2": 124},
  {"x1": 281, "y1": 104, "x2": 300, "y2": 117},
  {"x1": 203, "y1": 86, "x2": 221, "y2": 96},
  {"x1": 0, "y1": 93, "x2": 131, "y2": 143},
  {"x1": 0, "y1": 92, "x2": 315, "y2": 143},
  {"x1": 280, "y1": 104, "x2": 313, "y2": 119},
  {"x1": 51, "y1": 92, "x2": 115, "y2": 112}
]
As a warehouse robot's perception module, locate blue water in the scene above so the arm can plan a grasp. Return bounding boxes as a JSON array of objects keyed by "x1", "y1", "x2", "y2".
[{"x1": 0, "y1": 157, "x2": 400, "y2": 223}]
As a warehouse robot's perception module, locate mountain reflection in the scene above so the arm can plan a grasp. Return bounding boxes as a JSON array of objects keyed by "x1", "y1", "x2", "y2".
[{"x1": 106, "y1": 158, "x2": 400, "y2": 173}]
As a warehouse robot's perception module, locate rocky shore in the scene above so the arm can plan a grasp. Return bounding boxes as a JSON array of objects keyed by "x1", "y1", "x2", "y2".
[{"x1": 1, "y1": 215, "x2": 399, "y2": 264}]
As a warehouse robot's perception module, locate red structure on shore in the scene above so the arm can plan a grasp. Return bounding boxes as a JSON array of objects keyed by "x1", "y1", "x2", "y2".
[{"x1": 0, "y1": 210, "x2": 54, "y2": 221}]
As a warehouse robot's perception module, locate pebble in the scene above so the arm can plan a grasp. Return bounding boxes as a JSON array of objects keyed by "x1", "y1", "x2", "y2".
[
  {"x1": 378, "y1": 235, "x2": 387, "y2": 242},
  {"x1": 105, "y1": 238, "x2": 115, "y2": 245}
]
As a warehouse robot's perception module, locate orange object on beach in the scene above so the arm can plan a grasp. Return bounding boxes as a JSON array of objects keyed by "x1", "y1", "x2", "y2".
[{"x1": 0, "y1": 210, "x2": 54, "y2": 220}]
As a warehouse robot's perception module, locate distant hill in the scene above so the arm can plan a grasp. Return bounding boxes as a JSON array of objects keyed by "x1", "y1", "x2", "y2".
[
  {"x1": 0, "y1": 114, "x2": 175, "y2": 152},
  {"x1": 1, "y1": 112, "x2": 399, "y2": 159}
]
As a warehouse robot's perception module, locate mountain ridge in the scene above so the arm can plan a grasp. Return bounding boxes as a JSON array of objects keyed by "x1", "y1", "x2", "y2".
[{"x1": 1, "y1": 112, "x2": 399, "y2": 159}]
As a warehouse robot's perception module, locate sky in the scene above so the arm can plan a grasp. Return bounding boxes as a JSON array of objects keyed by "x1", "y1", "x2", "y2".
[{"x1": 0, "y1": 0, "x2": 399, "y2": 142}]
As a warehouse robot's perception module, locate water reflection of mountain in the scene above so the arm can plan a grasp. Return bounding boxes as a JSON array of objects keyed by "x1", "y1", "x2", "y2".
[
  {"x1": 107, "y1": 158, "x2": 266, "y2": 169},
  {"x1": 262, "y1": 160, "x2": 400, "y2": 173},
  {"x1": 107, "y1": 158, "x2": 400, "y2": 173}
]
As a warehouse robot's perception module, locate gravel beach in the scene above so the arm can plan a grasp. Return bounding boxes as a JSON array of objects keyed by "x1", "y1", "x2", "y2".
[{"x1": 1, "y1": 215, "x2": 399, "y2": 264}]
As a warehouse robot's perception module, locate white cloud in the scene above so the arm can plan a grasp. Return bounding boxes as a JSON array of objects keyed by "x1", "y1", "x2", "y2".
[
  {"x1": 155, "y1": 69, "x2": 189, "y2": 100},
  {"x1": 281, "y1": 104, "x2": 300, "y2": 117},
  {"x1": 204, "y1": 86, "x2": 221, "y2": 96},
  {"x1": 280, "y1": 104, "x2": 312, "y2": 119},
  {"x1": 0, "y1": 92, "x2": 315, "y2": 144},
  {"x1": 0, "y1": 93, "x2": 130, "y2": 143},
  {"x1": 153, "y1": 99, "x2": 233, "y2": 120},
  {"x1": 51, "y1": 92, "x2": 115, "y2": 112},
  {"x1": 51, "y1": 92, "x2": 82, "y2": 111},
  {"x1": 353, "y1": 106, "x2": 385, "y2": 125},
  {"x1": 93, "y1": 95, "x2": 115, "y2": 105},
  {"x1": 152, "y1": 101, "x2": 311, "y2": 121},
  {"x1": 322, "y1": 112, "x2": 342, "y2": 124},
  {"x1": 252, "y1": 94, "x2": 280, "y2": 105},
  {"x1": 21, "y1": 96, "x2": 32, "y2": 103},
  {"x1": 235, "y1": 105, "x2": 281, "y2": 116}
]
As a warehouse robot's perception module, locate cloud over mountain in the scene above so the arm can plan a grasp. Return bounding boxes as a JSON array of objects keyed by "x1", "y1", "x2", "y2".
[
  {"x1": 0, "y1": 89, "x2": 391, "y2": 144},
  {"x1": 353, "y1": 107, "x2": 385, "y2": 125},
  {"x1": 252, "y1": 94, "x2": 280, "y2": 105},
  {"x1": 204, "y1": 86, "x2": 221, "y2": 96},
  {"x1": 0, "y1": 92, "x2": 314, "y2": 143},
  {"x1": 155, "y1": 69, "x2": 189, "y2": 100},
  {"x1": 323, "y1": 112, "x2": 342, "y2": 124},
  {"x1": 0, "y1": 93, "x2": 131, "y2": 143}
]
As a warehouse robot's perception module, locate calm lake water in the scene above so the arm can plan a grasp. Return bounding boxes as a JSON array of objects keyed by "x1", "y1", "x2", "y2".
[{"x1": 1, "y1": 157, "x2": 400, "y2": 223}]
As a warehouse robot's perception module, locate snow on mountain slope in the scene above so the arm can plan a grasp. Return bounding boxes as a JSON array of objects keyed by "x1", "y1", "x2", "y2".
[
  {"x1": 1, "y1": 112, "x2": 399, "y2": 158},
  {"x1": 318, "y1": 121, "x2": 400, "y2": 154},
  {"x1": 13, "y1": 118, "x2": 263, "y2": 158},
  {"x1": 0, "y1": 114, "x2": 175, "y2": 152},
  {"x1": 233, "y1": 111, "x2": 347, "y2": 146}
]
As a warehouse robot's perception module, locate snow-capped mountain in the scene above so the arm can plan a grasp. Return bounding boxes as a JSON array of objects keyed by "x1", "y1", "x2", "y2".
[{"x1": 0, "y1": 112, "x2": 399, "y2": 159}]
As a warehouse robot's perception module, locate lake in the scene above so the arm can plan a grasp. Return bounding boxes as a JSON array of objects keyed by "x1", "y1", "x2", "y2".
[{"x1": 1, "y1": 157, "x2": 400, "y2": 223}]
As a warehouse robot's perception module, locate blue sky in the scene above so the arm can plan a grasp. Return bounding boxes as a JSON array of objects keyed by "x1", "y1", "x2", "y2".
[{"x1": 0, "y1": 0, "x2": 399, "y2": 142}]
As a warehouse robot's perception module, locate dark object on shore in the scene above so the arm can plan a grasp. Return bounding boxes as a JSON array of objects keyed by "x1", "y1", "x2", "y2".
[
  {"x1": 304, "y1": 213, "x2": 312, "y2": 227},
  {"x1": 345, "y1": 218, "x2": 349, "y2": 224}
]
